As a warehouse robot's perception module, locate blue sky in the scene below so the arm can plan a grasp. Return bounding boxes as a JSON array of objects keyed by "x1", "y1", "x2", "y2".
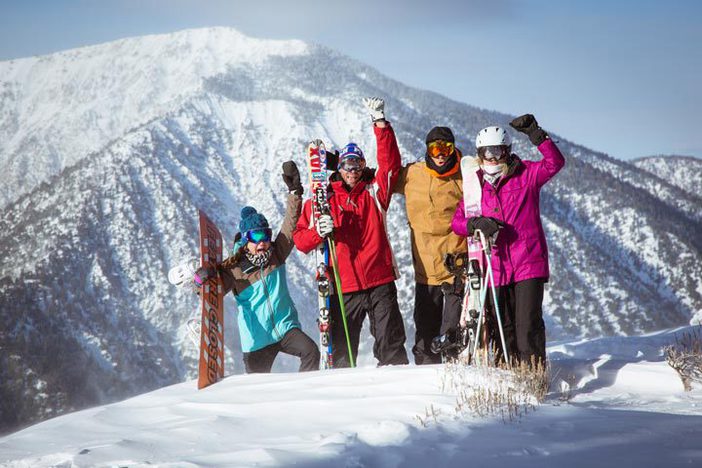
[{"x1": 2, "y1": 0, "x2": 700, "y2": 160}]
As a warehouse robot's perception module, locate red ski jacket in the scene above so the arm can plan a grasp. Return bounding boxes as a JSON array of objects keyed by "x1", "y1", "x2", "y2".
[{"x1": 293, "y1": 123, "x2": 401, "y2": 293}]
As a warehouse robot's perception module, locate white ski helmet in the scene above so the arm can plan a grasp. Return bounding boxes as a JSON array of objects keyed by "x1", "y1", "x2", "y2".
[{"x1": 475, "y1": 126, "x2": 511, "y2": 148}]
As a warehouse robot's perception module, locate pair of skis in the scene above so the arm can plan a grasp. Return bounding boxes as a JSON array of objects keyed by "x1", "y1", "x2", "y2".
[
  {"x1": 461, "y1": 156, "x2": 509, "y2": 366},
  {"x1": 307, "y1": 140, "x2": 355, "y2": 369},
  {"x1": 457, "y1": 231, "x2": 509, "y2": 366}
]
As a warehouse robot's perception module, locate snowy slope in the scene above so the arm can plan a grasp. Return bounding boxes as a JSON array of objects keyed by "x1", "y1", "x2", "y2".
[
  {"x1": 565, "y1": 150, "x2": 702, "y2": 224},
  {"x1": 1, "y1": 27, "x2": 701, "y2": 434},
  {"x1": 632, "y1": 155, "x2": 702, "y2": 204},
  {"x1": 1, "y1": 331, "x2": 701, "y2": 467}
]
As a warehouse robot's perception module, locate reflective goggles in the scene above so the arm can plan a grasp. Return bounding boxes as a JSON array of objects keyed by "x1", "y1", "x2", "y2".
[
  {"x1": 427, "y1": 140, "x2": 455, "y2": 157},
  {"x1": 245, "y1": 228, "x2": 273, "y2": 243},
  {"x1": 338, "y1": 157, "x2": 366, "y2": 173},
  {"x1": 478, "y1": 145, "x2": 510, "y2": 162}
]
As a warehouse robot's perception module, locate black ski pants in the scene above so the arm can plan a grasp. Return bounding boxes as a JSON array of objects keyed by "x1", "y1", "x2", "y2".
[
  {"x1": 242, "y1": 327, "x2": 320, "y2": 374},
  {"x1": 412, "y1": 281, "x2": 463, "y2": 365},
  {"x1": 489, "y1": 278, "x2": 546, "y2": 367},
  {"x1": 329, "y1": 281, "x2": 409, "y2": 368}
]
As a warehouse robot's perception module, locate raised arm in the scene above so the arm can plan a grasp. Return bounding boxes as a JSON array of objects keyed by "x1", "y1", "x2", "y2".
[
  {"x1": 533, "y1": 139, "x2": 565, "y2": 187},
  {"x1": 275, "y1": 161, "x2": 304, "y2": 260},
  {"x1": 363, "y1": 97, "x2": 402, "y2": 209},
  {"x1": 373, "y1": 123, "x2": 402, "y2": 209},
  {"x1": 273, "y1": 192, "x2": 302, "y2": 260},
  {"x1": 510, "y1": 114, "x2": 565, "y2": 187}
]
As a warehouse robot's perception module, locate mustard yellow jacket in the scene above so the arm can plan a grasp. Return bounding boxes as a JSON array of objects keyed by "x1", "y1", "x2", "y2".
[{"x1": 394, "y1": 156, "x2": 467, "y2": 285}]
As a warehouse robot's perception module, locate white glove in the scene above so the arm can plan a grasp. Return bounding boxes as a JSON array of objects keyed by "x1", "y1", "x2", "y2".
[
  {"x1": 316, "y1": 214, "x2": 334, "y2": 238},
  {"x1": 362, "y1": 97, "x2": 385, "y2": 122}
]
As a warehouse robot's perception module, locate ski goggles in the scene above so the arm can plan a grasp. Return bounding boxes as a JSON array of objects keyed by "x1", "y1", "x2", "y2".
[
  {"x1": 244, "y1": 228, "x2": 273, "y2": 244},
  {"x1": 478, "y1": 145, "x2": 510, "y2": 162},
  {"x1": 338, "y1": 157, "x2": 366, "y2": 173},
  {"x1": 427, "y1": 140, "x2": 455, "y2": 157}
]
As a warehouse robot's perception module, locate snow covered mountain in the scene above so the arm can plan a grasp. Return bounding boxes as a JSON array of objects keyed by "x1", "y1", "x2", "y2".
[
  {"x1": 0, "y1": 28, "x2": 309, "y2": 209},
  {"x1": 1, "y1": 27, "x2": 700, "y2": 434}
]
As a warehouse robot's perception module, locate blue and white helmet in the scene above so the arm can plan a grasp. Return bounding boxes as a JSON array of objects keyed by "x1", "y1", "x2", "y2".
[{"x1": 338, "y1": 142, "x2": 365, "y2": 167}]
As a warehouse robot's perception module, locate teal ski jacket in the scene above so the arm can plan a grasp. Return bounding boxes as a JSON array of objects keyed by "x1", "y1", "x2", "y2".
[{"x1": 219, "y1": 193, "x2": 303, "y2": 353}]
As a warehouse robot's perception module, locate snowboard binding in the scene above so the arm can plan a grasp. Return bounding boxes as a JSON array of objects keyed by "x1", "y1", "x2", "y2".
[
  {"x1": 186, "y1": 318, "x2": 201, "y2": 348},
  {"x1": 168, "y1": 258, "x2": 199, "y2": 288},
  {"x1": 431, "y1": 326, "x2": 469, "y2": 357}
]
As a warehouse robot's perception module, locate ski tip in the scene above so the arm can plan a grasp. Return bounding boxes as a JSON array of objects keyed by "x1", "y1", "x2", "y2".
[{"x1": 461, "y1": 155, "x2": 480, "y2": 170}]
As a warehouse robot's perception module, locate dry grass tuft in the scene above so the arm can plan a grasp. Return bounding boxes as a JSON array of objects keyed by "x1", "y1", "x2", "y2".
[
  {"x1": 664, "y1": 326, "x2": 702, "y2": 392},
  {"x1": 437, "y1": 356, "x2": 549, "y2": 424}
]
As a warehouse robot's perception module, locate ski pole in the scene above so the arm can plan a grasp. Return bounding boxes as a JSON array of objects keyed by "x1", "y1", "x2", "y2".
[
  {"x1": 470, "y1": 237, "x2": 487, "y2": 364},
  {"x1": 478, "y1": 230, "x2": 510, "y2": 368},
  {"x1": 473, "y1": 231, "x2": 500, "y2": 365},
  {"x1": 327, "y1": 237, "x2": 355, "y2": 368}
]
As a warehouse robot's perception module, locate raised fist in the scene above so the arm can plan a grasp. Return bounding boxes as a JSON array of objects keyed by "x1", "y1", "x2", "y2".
[
  {"x1": 282, "y1": 160, "x2": 303, "y2": 195},
  {"x1": 509, "y1": 114, "x2": 548, "y2": 146}
]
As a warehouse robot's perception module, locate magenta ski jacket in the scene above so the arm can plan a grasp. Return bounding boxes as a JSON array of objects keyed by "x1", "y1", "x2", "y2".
[{"x1": 451, "y1": 139, "x2": 565, "y2": 286}]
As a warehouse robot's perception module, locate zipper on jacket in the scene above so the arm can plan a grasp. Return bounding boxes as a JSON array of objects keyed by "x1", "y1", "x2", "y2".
[
  {"x1": 346, "y1": 195, "x2": 358, "y2": 209},
  {"x1": 260, "y1": 264, "x2": 282, "y2": 341},
  {"x1": 428, "y1": 174, "x2": 434, "y2": 207}
]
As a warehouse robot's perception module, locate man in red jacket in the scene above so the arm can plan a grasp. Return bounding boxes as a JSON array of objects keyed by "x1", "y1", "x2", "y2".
[{"x1": 293, "y1": 98, "x2": 409, "y2": 368}]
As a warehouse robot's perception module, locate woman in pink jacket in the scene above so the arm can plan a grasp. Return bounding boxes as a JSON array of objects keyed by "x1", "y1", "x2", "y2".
[{"x1": 451, "y1": 114, "x2": 565, "y2": 367}]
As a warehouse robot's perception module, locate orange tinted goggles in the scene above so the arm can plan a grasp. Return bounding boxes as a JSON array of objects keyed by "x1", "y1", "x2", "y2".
[{"x1": 427, "y1": 140, "x2": 455, "y2": 157}]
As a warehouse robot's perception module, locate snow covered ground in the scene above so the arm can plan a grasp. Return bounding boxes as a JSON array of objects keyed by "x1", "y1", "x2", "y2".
[{"x1": 1, "y1": 328, "x2": 701, "y2": 468}]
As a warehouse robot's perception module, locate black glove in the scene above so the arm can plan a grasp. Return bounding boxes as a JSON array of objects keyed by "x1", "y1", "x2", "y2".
[
  {"x1": 510, "y1": 114, "x2": 548, "y2": 146},
  {"x1": 326, "y1": 150, "x2": 339, "y2": 171},
  {"x1": 282, "y1": 161, "x2": 303, "y2": 195},
  {"x1": 467, "y1": 216, "x2": 504, "y2": 237}
]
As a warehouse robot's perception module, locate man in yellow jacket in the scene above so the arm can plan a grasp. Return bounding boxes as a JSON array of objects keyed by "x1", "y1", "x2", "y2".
[{"x1": 393, "y1": 127, "x2": 467, "y2": 364}]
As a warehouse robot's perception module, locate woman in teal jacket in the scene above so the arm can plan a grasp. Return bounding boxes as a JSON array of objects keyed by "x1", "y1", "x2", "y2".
[{"x1": 214, "y1": 161, "x2": 320, "y2": 373}]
